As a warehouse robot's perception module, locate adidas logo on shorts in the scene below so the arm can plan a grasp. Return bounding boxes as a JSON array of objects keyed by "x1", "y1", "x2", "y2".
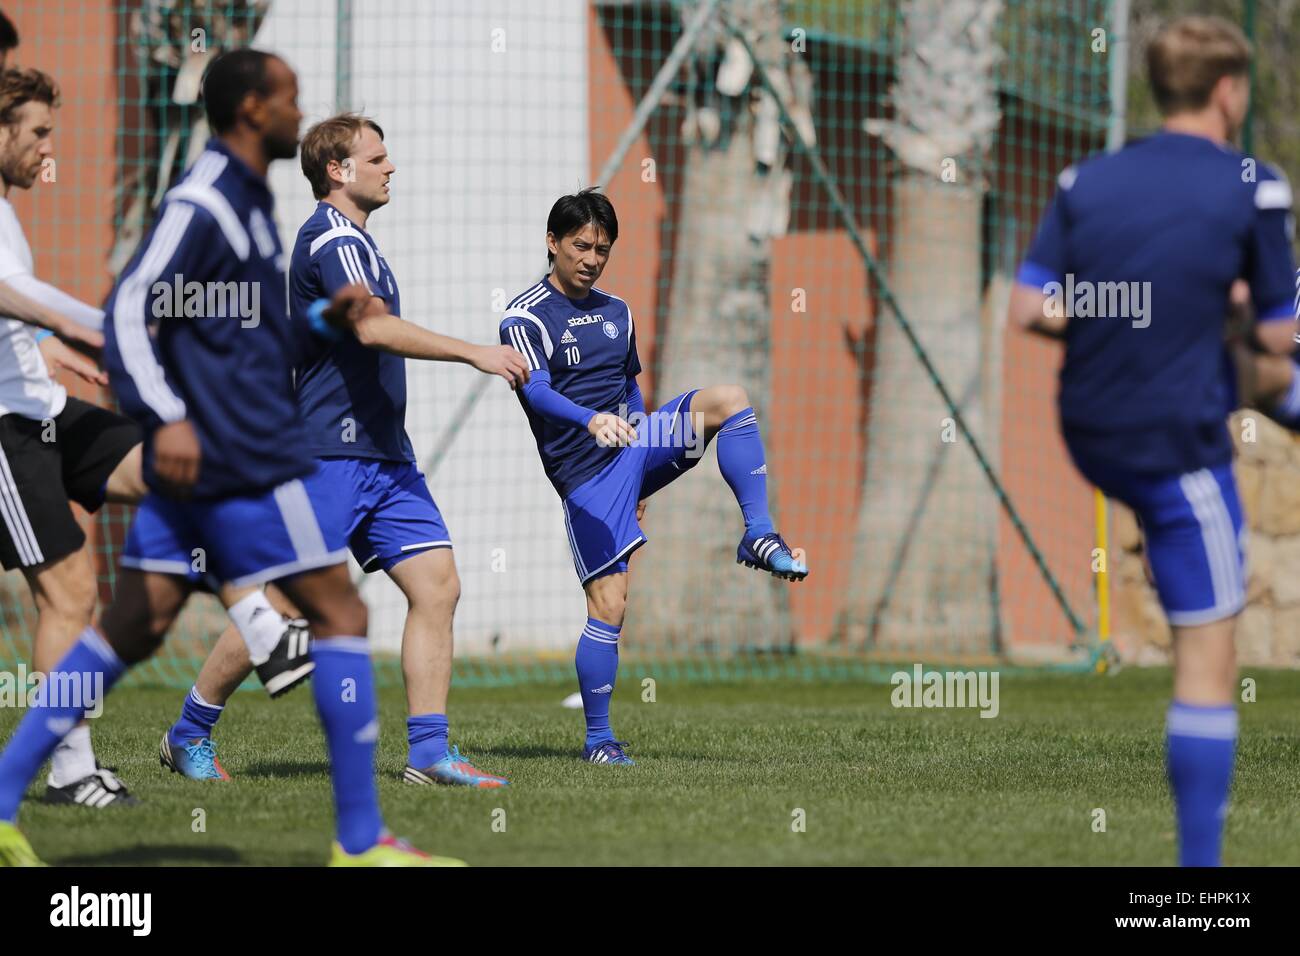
[{"x1": 750, "y1": 463, "x2": 767, "y2": 475}]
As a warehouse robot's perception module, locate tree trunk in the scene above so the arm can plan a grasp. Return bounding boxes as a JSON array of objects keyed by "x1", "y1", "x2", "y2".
[
  {"x1": 626, "y1": 0, "x2": 802, "y2": 654},
  {"x1": 839, "y1": 0, "x2": 1003, "y2": 655},
  {"x1": 840, "y1": 172, "x2": 994, "y2": 652}
]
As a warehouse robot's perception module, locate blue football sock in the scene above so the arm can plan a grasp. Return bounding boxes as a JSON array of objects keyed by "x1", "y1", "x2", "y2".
[
  {"x1": 311, "y1": 638, "x2": 384, "y2": 855},
  {"x1": 407, "y1": 713, "x2": 449, "y2": 768},
  {"x1": 0, "y1": 628, "x2": 126, "y2": 822},
  {"x1": 169, "y1": 686, "x2": 224, "y2": 746},
  {"x1": 576, "y1": 618, "x2": 620, "y2": 749},
  {"x1": 1167, "y1": 701, "x2": 1237, "y2": 867},
  {"x1": 714, "y1": 406, "x2": 774, "y2": 537}
]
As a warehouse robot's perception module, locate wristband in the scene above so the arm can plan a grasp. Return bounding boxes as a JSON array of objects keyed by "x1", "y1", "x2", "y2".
[
  {"x1": 34, "y1": 329, "x2": 54, "y2": 342},
  {"x1": 307, "y1": 298, "x2": 343, "y2": 342}
]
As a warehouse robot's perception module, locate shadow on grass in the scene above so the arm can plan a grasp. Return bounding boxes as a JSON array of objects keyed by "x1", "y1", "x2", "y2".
[{"x1": 51, "y1": 843, "x2": 265, "y2": 866}]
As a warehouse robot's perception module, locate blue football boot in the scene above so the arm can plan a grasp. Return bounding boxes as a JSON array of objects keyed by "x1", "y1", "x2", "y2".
[
  {"x1": 403, "y1": 745, "x2": 509, "y2": 789},
  {"x1": 160, "y1": 732, "x2": 231, "y2": 781},
  {"x1": 737, "y1": 530, "x2": 808, "y2": 581},
  {"x1": 583, "y1": 740, "x2": 636, "y2": 766}
]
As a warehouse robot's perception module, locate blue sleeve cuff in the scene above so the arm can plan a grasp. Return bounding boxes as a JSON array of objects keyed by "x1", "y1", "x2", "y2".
[
  {"x1": 1256, "y1": 301, "x2": 1295, "y2": 322},
  {"x1": 522, "y1": 378, "x2": 597, "y2": 430},
  {"x1": 1015, "y1": 261, "x2": 1061, "y2": 290},
  {"x1": 34, "y1": 329, "x2": 54, "y2": 342}
]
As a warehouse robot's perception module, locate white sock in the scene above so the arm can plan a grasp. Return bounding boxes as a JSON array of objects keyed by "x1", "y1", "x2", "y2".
[
  {"x1": 49, "y1": 723, "x2": 96, "y2": 788},
  {"x1": 227, "y1": 589, "x2": 284, "y2": 666}
]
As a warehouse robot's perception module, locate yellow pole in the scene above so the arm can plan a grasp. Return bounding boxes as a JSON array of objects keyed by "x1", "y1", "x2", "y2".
[{"x1": 1094, "y1": 487, "x2": 1110, "y2": 671}]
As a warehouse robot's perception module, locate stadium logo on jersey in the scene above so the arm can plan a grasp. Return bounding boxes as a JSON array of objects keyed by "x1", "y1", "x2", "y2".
[
  {"x1": 561, "y1": 329, "x2": 577, "y2": 344},
  {"x1": 603, "y1": 321, "x2": 619, "y2": 339},
  {"x1": 568, "y1": 313, "x2": 605, "y2": 327}
]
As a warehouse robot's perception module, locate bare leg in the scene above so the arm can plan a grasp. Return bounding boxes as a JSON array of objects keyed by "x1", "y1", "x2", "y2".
[
  {"x1": 387, "y1": 549, "x2": 459, "y2": 717},
  {"x1": 24, "y1": 544, "x2": 97, "y2": 673},
  {"x1": 686, "y1": 383, "x2": 751, "y2": 441},
  {"x1": 24, "y1": 545, "x2": 100, "y2": 787},
  {"x1": 194, "y1": 584, "x2": 303, "y2": 706},
  {"x1": 100, "y1": 569, "x2": 192, "y2": 665},
  {"x1": 1171, "y1": 618, "x2": 1236, "y2": 707},
  {"x1": 272, "y1": 564, "x2": 367, "y2": 639},
  {"x1": 103, "y1": 443, "x2": 147, "y2": 504},
  {"x1": 584, "y1": 570, "x2": 628, "y2": 628}
]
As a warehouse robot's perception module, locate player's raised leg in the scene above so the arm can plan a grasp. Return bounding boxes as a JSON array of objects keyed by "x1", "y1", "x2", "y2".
[
  {"x1": 576, "y1": 570, "x2": 633, "y2": 765},
  {"x1": 391, "y1": 549, "x2": 508, "y2": 788},
  {"x1": 687, "y1": 384, "x2": 807, "y2": 581}
]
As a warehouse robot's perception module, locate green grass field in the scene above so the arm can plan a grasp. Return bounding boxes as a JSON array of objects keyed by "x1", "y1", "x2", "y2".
[{"x1": 3, "y1": 667, "x2": 1299, "y2": 866}]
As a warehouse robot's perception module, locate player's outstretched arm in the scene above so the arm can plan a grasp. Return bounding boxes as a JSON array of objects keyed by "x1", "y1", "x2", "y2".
[
  {"x1": 1251, "y1": 315, "x2": 1297, "y2": 355},
  {"x1": 0, "y1": 278, "x2": 103, "y2": 350},
  {"x1": 5, "y1": 273, "x2": 104, "y2": 331},
  {"x1": 351, "y1": 301, "x2": 529, "y2": 388}
]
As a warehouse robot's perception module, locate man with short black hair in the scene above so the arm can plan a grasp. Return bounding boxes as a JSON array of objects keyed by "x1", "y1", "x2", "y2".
[{"x1": 501, "y1": 187, "x2": 808, "y2": 766}]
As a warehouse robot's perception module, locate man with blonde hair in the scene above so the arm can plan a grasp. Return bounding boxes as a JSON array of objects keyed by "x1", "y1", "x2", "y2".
[
  {"x1": 1009, "y1": 15, "x2": 1296, "y2": 865},
  {"x1": 158, "y1": 112, "x2": 526, "y2": 789}
]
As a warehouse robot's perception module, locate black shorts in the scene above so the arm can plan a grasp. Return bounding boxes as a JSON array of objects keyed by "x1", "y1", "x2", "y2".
[{"x1": 0, "y1": 397, "x2": 142, "y2": 570}]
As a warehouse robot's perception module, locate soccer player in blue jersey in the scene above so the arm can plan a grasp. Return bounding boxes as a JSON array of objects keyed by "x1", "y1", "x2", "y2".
[
  {"x1": 0, "y1": 50, "x2": 459, "y2": 866},
  {"x1": 1008, "y1": 16, "x2": 1296, "y2": 866},
  {"x1": 500, "y1": 188, "x2": 808, "y2": 766},
  {"x1": 156, "y1": 112, "x2": 527, "y2": 787},
  {"x1": 0, "y1": 66, "x2": 313, "y2": 811}
]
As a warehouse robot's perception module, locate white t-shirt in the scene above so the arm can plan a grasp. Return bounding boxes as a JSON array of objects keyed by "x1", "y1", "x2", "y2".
[{"x1": 0, "y1": 196, "x2": 66, "y2": 420}]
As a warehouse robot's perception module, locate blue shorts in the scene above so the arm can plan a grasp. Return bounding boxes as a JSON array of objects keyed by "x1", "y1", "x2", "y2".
[
  {"x1": 1072, "y1": 455, "x2": 1246, "y2": 627},
  {"x1": 121, "y1": 466, "x2": 349, "y2": 588},
  {"x1": 308, "y1": 457, "x2": 451, "y2": 573},
  {"x1": 563, "y1": 390, "x2": 702, "y2": 585}
]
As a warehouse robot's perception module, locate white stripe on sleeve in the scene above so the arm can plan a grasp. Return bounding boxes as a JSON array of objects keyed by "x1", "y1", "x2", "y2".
[{"x1": 112, "y1": 203, "x2": 193, "y2": 422}]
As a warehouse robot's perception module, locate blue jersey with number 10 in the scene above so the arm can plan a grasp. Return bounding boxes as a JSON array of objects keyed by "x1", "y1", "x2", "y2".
[{"x1": 499, "y1": 276, "x2": 640, "y2": 497}]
